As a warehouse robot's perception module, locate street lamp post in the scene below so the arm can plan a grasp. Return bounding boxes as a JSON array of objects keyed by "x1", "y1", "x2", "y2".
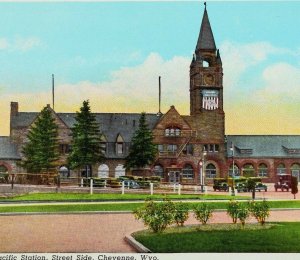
[
  {"x1": 230, "y1": 142, "x2": 235, "y2": 196},
  {"x1": 200, "y1": 151, "x2": 207, "y2": 193}
]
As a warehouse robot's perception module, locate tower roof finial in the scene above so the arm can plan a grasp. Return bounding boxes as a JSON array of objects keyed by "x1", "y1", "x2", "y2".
[{"x1": 195, "y1": 2, "x2": 216, "y2": 51}]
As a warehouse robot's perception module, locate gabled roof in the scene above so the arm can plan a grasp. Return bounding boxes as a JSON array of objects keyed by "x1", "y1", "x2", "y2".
[
  {"x1": 153, "y1": 106, "x2": 191, "y2": 130},
  {"x1": 227, "y1": 135, "x2": 300, "y2": 158},
  {"x1": 11, "y1": 112, "x2": 160, "y2": 143},
  {"x1": 196, "y1": 6, "x2": 216, "y2": 51},
  {"x1": 0, "y1": 136, "x2": 21, "y2": 160}
]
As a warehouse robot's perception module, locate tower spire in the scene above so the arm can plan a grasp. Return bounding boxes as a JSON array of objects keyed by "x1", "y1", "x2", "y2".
[{"x1": 196, "y1": 3, "x2": 216, "y2": 51}]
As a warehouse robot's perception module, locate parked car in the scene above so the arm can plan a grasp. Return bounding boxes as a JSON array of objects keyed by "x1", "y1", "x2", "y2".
[
  {"x1": 235, "y1": 183, "x2": 248, "y2": 192},
  {"x1": 122, "y1": 180, "x2": 140, "y2": 189},
  {"x1": 213, "y1": 180, "x2": 229, "y2": 191},
  {"x1": 274, "y1": 174, "x2": 291, "y2": 192},
  {"x1": 254, "y1": 182, "x2": 267, "y2": 192}
]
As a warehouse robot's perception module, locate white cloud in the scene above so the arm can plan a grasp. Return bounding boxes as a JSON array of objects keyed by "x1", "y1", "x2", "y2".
[
  {"x1": 1, "y1": 52, "x2": 190, "y2": 119},
  {"x1": 13, "y1": 36, "x2": 41, "y2": 52},
  {"x1": 220, "y1": 41, "x2": 290, "y2": 92},
  {"x1": 0, "y1": 38, "x2": 9, "y2": 50},
  {"x1": 0, "y1": 36, "x2": 41, "y2": 52}
]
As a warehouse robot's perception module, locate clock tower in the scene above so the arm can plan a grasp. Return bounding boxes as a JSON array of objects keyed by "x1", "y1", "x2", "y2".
[{"x1": 190, "y1": 5, "x2": 225, "y2": 142}]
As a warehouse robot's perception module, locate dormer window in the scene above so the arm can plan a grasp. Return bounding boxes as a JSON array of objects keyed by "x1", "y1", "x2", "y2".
[
  {"x1": 116, "y1": 134, "x2": 124, "y2": 155},
  {"x1": 100, "y1": 135, "x2": 108, "y2": 154},
  {"x1": 165, "y1": 127, "x2": 181, "y2": 137}
]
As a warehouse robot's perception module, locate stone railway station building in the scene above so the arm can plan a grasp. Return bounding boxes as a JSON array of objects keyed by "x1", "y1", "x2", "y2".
[{"x1": 1, "y1": 7, "x2": 300, "y2": 184}]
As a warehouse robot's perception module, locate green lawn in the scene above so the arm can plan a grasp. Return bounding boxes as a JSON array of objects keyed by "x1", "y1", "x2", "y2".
[
  {"x1": 0, "y1": 203, "x2": 143, "y2": 213},
  {"x1": 2, "y1": 192, "x2": 248, "y2": 201},
  {"x1": 133, "y1": 222, "x2": 300, "y2": 252},
  {"x1": 0, "y1": 200, "x2": 300, "y2": 213}
]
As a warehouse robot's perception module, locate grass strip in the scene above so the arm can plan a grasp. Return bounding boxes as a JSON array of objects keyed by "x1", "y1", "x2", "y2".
[
  {"x1": 0, "y1": 200, "x2": 300, "y2": 213},
  {"x1": 3, "y1": 192, "x2": 247, "y2": 201},
  {"x1": 133, "y1": 222, "x2": 300, "y2": 252}
]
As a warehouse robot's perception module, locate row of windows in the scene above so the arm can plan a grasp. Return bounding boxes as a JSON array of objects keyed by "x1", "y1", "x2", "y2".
[
  {"x1": 153, "y1": 163, "x2": 217, "y2": 179},
  {"x1": 157, "y1": 144, "x2": 194, "y2": 155},
  {"x1": 203, "y1": 144, "x2": 219, "y2": 153},
  {"x1": 229, "y1": 163, "x2": 300, "y2": 177},
  {"x1": 58, "y1": 143, "x2": 126, "y2": 155},
  {"x1": 165, "y1": 128, "x2": 181, "y2": 137},
  {"x1": 58, "y1": 164, "x2": 126, "y2": 178}
]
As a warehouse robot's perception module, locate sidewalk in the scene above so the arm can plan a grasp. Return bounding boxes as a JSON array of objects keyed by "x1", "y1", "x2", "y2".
[{"x1": 1, "y1": 210, "x2": 300, "y2": 253}]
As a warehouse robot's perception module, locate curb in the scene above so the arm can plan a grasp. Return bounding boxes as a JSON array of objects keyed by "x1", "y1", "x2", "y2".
[{"x1": 124, "y1": 234, "x2": 152, "y2": 253}]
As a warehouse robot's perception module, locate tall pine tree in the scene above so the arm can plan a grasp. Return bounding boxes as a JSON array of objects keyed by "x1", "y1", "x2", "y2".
[
  {"x1": 68, "y1": 100, "x2": 104, "y2": 177},
  {"x1": 125, "y1": 112, "x2": 157, "y2": 170},
  {"x1": 21, "y1": 106, "x2": 59, "y2": 173}
]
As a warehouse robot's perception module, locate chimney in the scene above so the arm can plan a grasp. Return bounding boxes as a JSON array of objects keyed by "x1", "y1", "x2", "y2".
[{"x1": 10, "y1": 102, "x2": 19, "y2": 117}]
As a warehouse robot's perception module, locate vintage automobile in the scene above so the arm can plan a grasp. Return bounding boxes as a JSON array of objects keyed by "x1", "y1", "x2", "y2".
[
  {"x1": 254, "y1": 182, "x2": 268, "y2": 192},
  {"x1": 235, "y1": 182, "x2": 248, "y2": 192},
  {"x1": 122, "y1": 180, "x2": 140, "y2": 189},
  {"x1": 213, "y1": 179, "x2": 229, "y2": 191},
  {"x1": 274, "y1": 174, "x2": 291, "y2": 192}
]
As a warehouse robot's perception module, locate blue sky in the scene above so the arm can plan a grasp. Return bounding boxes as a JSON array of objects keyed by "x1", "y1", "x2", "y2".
[{"x1": 1, "y1": 1, "x2": 300, "y2": 135}]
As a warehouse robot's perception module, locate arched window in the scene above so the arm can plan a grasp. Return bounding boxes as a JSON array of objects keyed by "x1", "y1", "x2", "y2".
[
  {"x1": 203, "y1": 61, "x2": 209, "y2": 67},
  {"x1": 206, "y1": 163, "x2": 217, "y2": 178},
  {"x1": 291, "y1": 163, "x2": 300, "y2": 181},
  {"x1": 258, "y1": 163, "x2": 268, "y2": 177},
  {"x1": 0, "y1": 165, "x2": 8, "y2": 173},
  {"x1": 242, "y1": 164, "x2": 255, "y2": 177},
  {"x1": 153, "y1": 165, "x2": 164, "y2": 178},
  {"x1": 98, "y1": 164, "x2": 109, "y2": 178},
  {"x1": 277, "y1": 163, "x2": 286, "y2": 175},
  {"x1": 182, "y1": 164, "x2": 194, "y2": 179},
  {"x1": 115, "y1": 164, "x2": 125, "y2": 178},
  {"x1": 229, "y1": 164, "x2": 240, "y2": 177}
]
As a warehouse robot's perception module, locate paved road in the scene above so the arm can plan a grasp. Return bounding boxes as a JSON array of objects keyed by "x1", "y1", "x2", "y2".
[{"x1": 1, "y1": 210, "x2": 300, "y2": 253}]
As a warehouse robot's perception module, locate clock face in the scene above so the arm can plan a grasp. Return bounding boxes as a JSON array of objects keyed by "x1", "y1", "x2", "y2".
[{"x1": 204, "y1": 74, "x2": 214, "y2": 85}]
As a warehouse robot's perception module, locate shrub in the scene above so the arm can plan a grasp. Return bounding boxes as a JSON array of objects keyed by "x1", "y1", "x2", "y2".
[
  {"x1": 193, "y1": 203, "x2": 213, "y2": 225},
  {"x1": 249, "y1": 200, "x2": 270, "y2": 225},
  {"x1": 173, "y1": 202, "x2": 189, "y2": 226},
  {"x1": 237, "y1": 204, "x2": 250, "y2": 227},
  {"x1": 134, "y1": 199, "x2": 175, "y2": 233},
  {"x1": 227, "y1": 200, "x2": 239, "y2": 224}
]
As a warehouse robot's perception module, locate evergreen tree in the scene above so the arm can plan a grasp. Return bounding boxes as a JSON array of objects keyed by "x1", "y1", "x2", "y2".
[
  {"x1": 125, "y1": 112, "x2": 157, "y2": 170},
  {"x1": 21, "y1": 106, "x2": 59, "y2": 173},
  {"x1": 68, "y1": 100, "x2": 104, "y2": 177}
]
